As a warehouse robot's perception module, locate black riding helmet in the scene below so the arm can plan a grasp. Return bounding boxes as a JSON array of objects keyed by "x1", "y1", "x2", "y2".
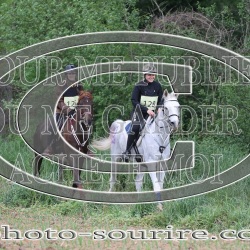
[{"x1": 65, "y1": 64, "x2": 76, "y2": 74}]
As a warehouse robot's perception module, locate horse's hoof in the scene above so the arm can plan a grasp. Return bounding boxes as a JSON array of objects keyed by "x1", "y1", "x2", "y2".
[
  {"x1": 43, "y1": 145, "x2": 53, "y2": 156},
  {"x1": 87, "y1": 150, "x2": 95, "y2": 157},
  {"x1": 157, "y1": 203, "x2": 163, "y2": 211},
  {"x1": 72, "y1": 183, "x2": 83, "y2": 189}
]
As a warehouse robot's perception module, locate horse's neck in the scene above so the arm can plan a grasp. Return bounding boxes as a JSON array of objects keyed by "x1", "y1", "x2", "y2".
[{"x1": 145, "y1": 110, "x2": 170, "y2": 145}]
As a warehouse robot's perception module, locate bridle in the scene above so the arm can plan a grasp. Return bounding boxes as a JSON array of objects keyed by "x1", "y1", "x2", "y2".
[
  {"x1": 153, "y1": 99, "x2": 180, "y2": 155},
  {"x1": 68, "y1": 96, "x2": 93, "y2": 151},
  {"x1": 154, "y1": 99, "x2": 180, "y2": 132},
  {"x1": 68, "y1": 112, "x2": 92, "y2": 150},
  {"x1": 162, "y1": 99, "x2": 180, "y2": 119}
]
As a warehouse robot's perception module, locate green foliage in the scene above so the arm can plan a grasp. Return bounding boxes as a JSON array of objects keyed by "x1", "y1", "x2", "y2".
[
  {"x1": 140, "y1": 178, "x2": 250, "y2": 232},
  {"x1": 0, "y1": 0, "x2": 142, "y2": 137},
  {"x1": 131, "y1": 203, "x2": 156, "y2": 218},
  {"x1": 0, "y1": 0, "x2": 139, "y2": 78},
  {"x1": 0, "y1": 0, "x2": 139, "y2": 50},
  {"x1": 52, "y1": 200, "x2": 87, "y2": 216},
  {"x1": 1, "y1": 183, "x2": 59, "y2": 207},
  {"x1": 217, "y1": 85, "x2": 250, "y2": 148},
  {"x1": 0, "y1": 0, "x2": 250, "y2": 236},
  {"x1": 0, "y1": 132, "x2": 249, "y2": 231},
  {"x1": 198, "y1": 0, "x2": 250, "y2": 51}
]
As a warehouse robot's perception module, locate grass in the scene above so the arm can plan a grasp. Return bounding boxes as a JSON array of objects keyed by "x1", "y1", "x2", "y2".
[
  {"x1": 2, "y1": 175, "x2": 249, "y2": 232},
  {"x1": 0, "y1": 193, "x2": 249, "y2": 249},
  {"x1": 0, "y1": 134, "x2": 249, "y2": 249}
]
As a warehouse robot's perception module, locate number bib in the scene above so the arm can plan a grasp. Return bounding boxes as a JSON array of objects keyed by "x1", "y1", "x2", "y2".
[
  {"x1": 140, "y1": 96, "x2": 158, "y2": 110},
  {"x1": 64, "y1": 96, "x2": 78, "y2": 109}
]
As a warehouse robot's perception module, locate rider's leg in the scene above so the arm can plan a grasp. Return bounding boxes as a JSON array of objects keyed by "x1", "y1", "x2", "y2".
[
  {"x1": 127, "y1": 127, "x2": 140, "y2": 151},
  {"x1": 122, "y1": 124, "x2": 140, "y2": 162},
  {"x1": 122, "y1": 106, "x2": 145, "y2": 162}
]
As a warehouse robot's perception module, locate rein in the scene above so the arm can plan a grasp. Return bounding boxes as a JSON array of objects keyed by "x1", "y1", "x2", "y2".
[
  {"x1": 68, "y1": 115, "x2": 92, "y2": 150},
  {"x1": 70, "y1": 92, "x2": 93, "y2": 150},
  {"x1": 150, "y1": 99, "x2": 179, "y2": 156}
]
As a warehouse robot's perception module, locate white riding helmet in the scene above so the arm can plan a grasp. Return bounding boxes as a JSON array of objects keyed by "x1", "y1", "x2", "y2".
[{"x1": 142, "y1": 63, "x2": 157, "y2": 74}]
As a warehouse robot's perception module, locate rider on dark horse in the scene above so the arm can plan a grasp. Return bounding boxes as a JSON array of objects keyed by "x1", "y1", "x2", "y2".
[{"x1": 43, "y1": 64, "x2": 91, "y2": 155}]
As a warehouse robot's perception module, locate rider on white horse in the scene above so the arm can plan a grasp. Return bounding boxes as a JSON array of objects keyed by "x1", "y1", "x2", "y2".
[{"x1": 122, "y1": 63, "x2": 163, "y2": 162}]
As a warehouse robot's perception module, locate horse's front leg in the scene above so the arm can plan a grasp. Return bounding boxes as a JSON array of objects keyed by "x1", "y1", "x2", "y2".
[
  {"x1": 72, "y1": 159, "x2": 84, "y2": 188},
  {"x1": 56, "y1": 154, "x2": 68, "y2": 183},
  {"x1": 68, "y1": 153, "x2": 83, "y2": 189},
  {"x1": 135, "y1": 173, "x2": 144, "y2": 192},
  {"x1": 72, "y1": 169, "x2": 82, "y2": 188},
  {"x1": 109, "y1": 173, "x2": 116, "y2": 192},
  {"x1": 156, "y1": 171, "x2": 165, "y2": 190},
  {"x1": 109, "y1": 156, "x2": 118, "y2": 192},
  {"x1": 33, "y1": 153, "x2": 43, "y2": 176},
  {"x1": 149, "y1": 171, "x2": 164, "y2": 211}
]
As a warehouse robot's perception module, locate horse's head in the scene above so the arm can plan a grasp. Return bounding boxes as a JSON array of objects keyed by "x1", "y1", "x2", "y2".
[
  {"x1": 77, "y1": 91, "x2": 93, "y2": 127},
  {"x1": 161, "y1": 89, "x2": 180, "y2": 131}
]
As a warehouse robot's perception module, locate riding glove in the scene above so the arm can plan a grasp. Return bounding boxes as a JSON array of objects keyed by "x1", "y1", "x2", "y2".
[{"x1": 68, "y1": 108, "x2": 76, "y2": 117}]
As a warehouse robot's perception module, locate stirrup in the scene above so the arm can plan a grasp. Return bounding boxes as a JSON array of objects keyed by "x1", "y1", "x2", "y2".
[
  {"x1": 135, "y1": 154, "x2": 143, "y2": 163},
  {"x1": 133, "y1": 145, "x2": 143, "y2": 162},
  {"x1": 122, "y1": 150, "x2": 131, "y2": 163}
]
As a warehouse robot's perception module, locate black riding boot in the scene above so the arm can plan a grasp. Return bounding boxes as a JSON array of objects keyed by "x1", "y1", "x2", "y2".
[{"x1": 122, "y1": 133, "x2": 137, "y2": 162}]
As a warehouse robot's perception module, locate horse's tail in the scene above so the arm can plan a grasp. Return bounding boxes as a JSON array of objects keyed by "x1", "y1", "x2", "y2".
[
  {"x1": 91, "y1": 120, "x2": 122, "y2": 151},
  {"x1": 91, "y1": 137, "x2": 111, "y2": 151}
]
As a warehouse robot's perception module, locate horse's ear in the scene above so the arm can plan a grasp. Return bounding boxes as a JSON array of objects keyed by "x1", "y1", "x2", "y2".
[
  {"x1": 163, "y1": 89, "x2": 168, "y2": 97},
  {"x1": 174, "y1": 88, "x2": 179, "y2": 99}
]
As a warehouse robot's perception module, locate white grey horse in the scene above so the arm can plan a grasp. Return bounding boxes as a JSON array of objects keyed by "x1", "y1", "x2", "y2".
[{"x1": 91, "y1": 90, "x2": 180, "y2": 208}]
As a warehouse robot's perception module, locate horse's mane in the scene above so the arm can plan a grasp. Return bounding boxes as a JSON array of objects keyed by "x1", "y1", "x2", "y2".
[{"x1": 78, "y1": 90, "x2": 93, "y2": 101}]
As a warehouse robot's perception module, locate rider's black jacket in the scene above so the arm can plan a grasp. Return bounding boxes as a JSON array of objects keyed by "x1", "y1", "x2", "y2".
[{"x1": 131, "y1": 79, "x2": 163, "y2": 119}]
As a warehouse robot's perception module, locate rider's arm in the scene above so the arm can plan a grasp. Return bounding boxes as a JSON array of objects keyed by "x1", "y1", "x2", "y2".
[
  {"x1": 57, "y1": 97, "x2": 73, "y2": 115},
  {"x1": 131, "y1": 85, "x2": 148, "y2": 114},
  {"x1": 56, "y1": 86, "x2": 73, "y2": 115},
  {"x1": 157, "y1": 83, "x2": 164, "y2": 105}
]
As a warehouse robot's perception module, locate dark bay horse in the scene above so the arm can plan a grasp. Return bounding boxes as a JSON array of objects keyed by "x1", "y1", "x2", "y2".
[{"x1": 33, "y1": 91, "x2": 93, "y2": 188}]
